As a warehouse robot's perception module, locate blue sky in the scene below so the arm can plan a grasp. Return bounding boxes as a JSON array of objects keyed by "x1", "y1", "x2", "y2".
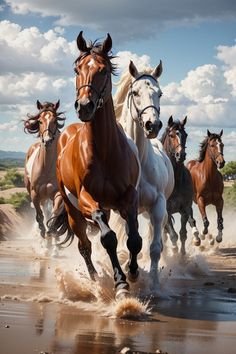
[{"x1": 0, "y1": 0, "x2": 236, "y2": 161}]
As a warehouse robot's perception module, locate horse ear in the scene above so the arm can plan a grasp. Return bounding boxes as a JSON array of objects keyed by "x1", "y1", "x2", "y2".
[
  {"x1": 219, "y1": 129, "x2": 223, "y2": 137},
  {"x1": 152, "y1": 60, "x2": 163, "y2": 79},
  {"x1": 77, "y1": 31, "x2": 88, "y2": 52},
  {"x1": 182, "y1": 116, "x2": 187, "y2": 126},
  {"x1": 207, "y1": 129, "x2": 211, "y2": 137},
  {"x1": 54, "y1": 100, "x2": 60, "y2": 111},
  {"x1": 168, "y1": 115, "x2": 173, "y2": 127},
  {"x1": 36, "y1": 100, "x2": 43, "y2": 110},
  {"x1": 102, "y1": 33, "x2": 112, "y2": 54},
  {"x1": 129, "y1": 60, "x2": 138, "y2": 78}
]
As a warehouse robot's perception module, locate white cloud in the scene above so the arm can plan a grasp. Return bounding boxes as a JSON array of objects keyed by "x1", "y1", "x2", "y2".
[
  {"x1": 113, "y1": 51, "x2": 151, "y2": 74},
  {"x1": 5, "y1": 1, "x2": 236, "y2": 42},
  {"x1": 0, "y1": 120, "x2": 18, "y2": 132},
  {"x1": 0, "y1": 20, "x2": 77, "y2": 75}
]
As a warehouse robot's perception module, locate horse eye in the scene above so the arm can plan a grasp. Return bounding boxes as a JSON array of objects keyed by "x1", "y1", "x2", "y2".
[
  {"x1": 132, "y1": 90, "x2": 139, "y2": 97},
  {"x1": 100, "y1": 67, "x2": 107, "y2": 75},
  {"x1": 74, "y1": 67, "x2": 79, "y2": 75},
  {"x1": 38, "y1": 120, "x2": 42, "y2": 125},
  {"x1": 159, "y1": 92, "x2": 163, "y2": 97}
]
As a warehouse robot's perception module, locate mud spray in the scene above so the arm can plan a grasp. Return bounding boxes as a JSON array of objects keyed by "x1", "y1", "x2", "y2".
[{"x1": 4, "y1": 203, "x2": 235, "y2": 319}]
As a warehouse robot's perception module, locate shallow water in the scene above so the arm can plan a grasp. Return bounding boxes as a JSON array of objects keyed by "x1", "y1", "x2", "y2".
[{"x1": 0, "y1": 235, "x2": 236, "y2": 354}]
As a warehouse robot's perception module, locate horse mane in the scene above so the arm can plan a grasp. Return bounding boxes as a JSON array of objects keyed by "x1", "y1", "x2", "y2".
[
  {"x1": 114, "y1": 67, "x2": 153, "y2": 121},
  {"x1": 74, "y1": 40, "x2": 117, "y2": 75},
  {"x1": 197, "y1": 133, "x2": 221, "y2": 162},
  {"x1": 23, "y1": 102, "x2": 66, "y2": 136}
]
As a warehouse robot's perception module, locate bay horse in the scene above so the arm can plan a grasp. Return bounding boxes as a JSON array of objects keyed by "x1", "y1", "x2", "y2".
[
  {"x1": 161, "y1": 116, "x2": 201, "y2": 255},
  {"x1": 110, "y1": 60, "x2": 174, "y2": 286},
  {"x1": 187, "y1": 130, "x2": 225, "y2": 243},
  {"x1": 24, "y1": 100, "x2": 65, "y2": 253},
  {"x1": 55, "y1": 32, "x2": 142, "y2": 299}
]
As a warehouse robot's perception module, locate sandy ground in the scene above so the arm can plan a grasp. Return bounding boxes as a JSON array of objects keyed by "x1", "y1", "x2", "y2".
[{"x1": 0, "y1": 205, "x2": 236, "y2": 354}]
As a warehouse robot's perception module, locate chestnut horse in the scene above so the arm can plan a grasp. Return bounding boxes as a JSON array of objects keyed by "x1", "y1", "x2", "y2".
[
  {"x1": 55, "y1": 32, "x2": 142, "y2": 299},
  {"x1": 187, "y1": 130, "x2": 225, "y2": 244},
  {"x1": 161, "y1": 116, "x2": 201, "y2": 255},
  {"x1": 24, "y1": 100, "x2": 65, "y2": 253}
]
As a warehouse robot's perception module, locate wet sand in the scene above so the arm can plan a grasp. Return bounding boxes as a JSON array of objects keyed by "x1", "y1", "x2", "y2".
[{"x1": 0, "y1": 232, "x2": 236, "y2": 354}]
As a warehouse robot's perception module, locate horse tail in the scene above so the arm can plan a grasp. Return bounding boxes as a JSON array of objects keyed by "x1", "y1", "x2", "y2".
[{"x1": 46, "y1": 200, "x2": 74, "y2": 247}]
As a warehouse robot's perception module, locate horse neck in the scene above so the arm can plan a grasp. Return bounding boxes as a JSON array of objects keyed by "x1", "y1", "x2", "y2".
[
  {"x1": 202, "y1": 147, "x2": 218, "y2": 176},
  {"x1": 119, "y1": 102, "x2": 149, "y2": 163},
  {"x1": 38, "y1": 130, "x2": 60, "y2": 169},
  {"x1": 85, "y1": 96, "x2": 123, "y2": 161}
]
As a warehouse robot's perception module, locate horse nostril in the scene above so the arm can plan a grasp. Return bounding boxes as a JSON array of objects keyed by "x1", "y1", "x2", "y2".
[
  {"x1": 74, "y1": 100, "x2": 79, "y2": 110},
  {"x1": 145, "y1": 121, "x2": 153, "y2": 131}
]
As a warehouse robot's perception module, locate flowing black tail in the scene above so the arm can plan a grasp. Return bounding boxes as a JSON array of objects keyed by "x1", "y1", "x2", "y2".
[{"x1": 47, "y1": 205, "x2": 74, "y2": 247}]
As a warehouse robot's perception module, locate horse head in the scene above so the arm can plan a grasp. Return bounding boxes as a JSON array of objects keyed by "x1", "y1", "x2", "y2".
[
  {"x1": 207, "y1": 129, "x2": 225, "y2": 169},
  {"x1": 127, "y1": 60, "x2": 163, "y2": 139},
  {"x1": 165, "y1": 115, "x2": 188, "y2": 164},
  {"x1": 74, "y1": 31, "x2": 114, "y2": 122},
  {"x1": 24, "y1": 100, "x2": 65, "y2": 148}
]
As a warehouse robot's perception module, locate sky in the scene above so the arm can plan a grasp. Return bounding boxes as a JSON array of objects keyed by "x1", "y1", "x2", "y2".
[{"x1": 0, "y1": 0, "x2": 236, "y2": 162}]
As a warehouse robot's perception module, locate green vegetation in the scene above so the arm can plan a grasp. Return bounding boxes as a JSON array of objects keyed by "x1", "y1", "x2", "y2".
[
  {"x1": 224, "y1": 181, "x2": 236, "y2": 210},
  {"x1": 221, "y1": 161, "x2": 236, "y2": 179},
  {"x1": 0, "y1": 168, "x2": 24, "y2": 190},
  {"x1": 0, "y1": 192, "x2": 30, "y2": 212},
  {"x1": 0, "y1": 158, "x2": 25, "y2": 170}
]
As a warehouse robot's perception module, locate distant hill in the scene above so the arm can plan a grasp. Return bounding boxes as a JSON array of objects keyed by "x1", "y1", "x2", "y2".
[{"x1": 0, "y1": 150, "x2": 25, "y2": 159}]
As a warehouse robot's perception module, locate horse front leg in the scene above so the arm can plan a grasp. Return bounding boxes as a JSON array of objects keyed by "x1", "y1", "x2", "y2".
[
  {"x1": 187, "y1": 207, "x2": 201, "y2": 246},
  {"x1": 119, "y1": 185, "x2": 142, "y2": 284},
  {"x1": 165, "y1": 213, "x2": 179, "y2": 253},
  {"x1": 215, "y1": 197, "x2": 224, "y2": 243},
  {"x1": 149, "y1": 194, "x2": 166, "y2": 287},
  {"x1": 197, "y1": 196, "x2": 210, "y2": 241},
  {"x1": 92, "y1": 210, "x2": 129, "y2": 298},
  {"x1": 179, "y1": 212, "x2": 188, "y2": 256},
  {"x1": 32, "y1": 192, "x2": 46, "y2": 238}
]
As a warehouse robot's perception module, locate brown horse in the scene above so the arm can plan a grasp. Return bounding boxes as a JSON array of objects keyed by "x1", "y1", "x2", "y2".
[
  {"x1": 24, "y1": 100, "x2": 65, "y2": 252},
  {"x1": 55, "y1": 32, "x2": 142, "y2": 299},
  {"x1": 187, "y1": 130, "x2": 225, "y2": 244},
  {"x1": 161, "y1": 116, "x2": 201, "y2": 255}
]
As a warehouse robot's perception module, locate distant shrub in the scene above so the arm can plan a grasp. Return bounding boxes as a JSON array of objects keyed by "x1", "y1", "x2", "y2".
[
  {"x1": 0, "y1": 168, "x2": 24, "y2": 189},
  {"x1": 224, "y1": 181, "x2": 236, "y2": 209},
  {"x1": 0, "y1": 197, "x2": 6, "y2": 204},
  {"x1": 6, "y1": 192, "x2": 31, "y2": 212}
]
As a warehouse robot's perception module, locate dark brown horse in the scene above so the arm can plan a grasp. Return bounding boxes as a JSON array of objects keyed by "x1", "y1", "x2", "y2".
[
  {"x1": 55, "y1": 32, "x2": 142, "y2": 299},
  {"x1": 161, "y1": 116, "x2": 201, "y2": 255},
  {"x1": 187, "y1": 130, "x2": 225, "y2": 243},
  {"x1": 24, "y1": 100, "x2": 65, "y2": 253}
]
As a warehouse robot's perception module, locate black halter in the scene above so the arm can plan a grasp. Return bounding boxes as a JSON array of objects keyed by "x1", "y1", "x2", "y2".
[
  {"x1": 76, "y1": 74, "x2": 109, "y2": 110},
  {"x1": 127, "y1": 74, "x2": 160, "y2": 127},
  {"x1": 39, "y1": 109, "x2": 59, "y2": 144}
]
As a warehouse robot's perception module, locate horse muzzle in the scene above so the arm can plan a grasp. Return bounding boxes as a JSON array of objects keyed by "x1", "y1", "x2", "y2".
[
  {"x1": 145, "y1": 120, "x2": 162, "y2": 139},
  {"x1": 217, "y1": 160, "x2": 225, "y2": 169},
  {"x1": 175, "y1": 151, "x2": 186, "y2": 164},
  {"x1": 75, "y1": 99, "x2": 96, "y2": 122}
]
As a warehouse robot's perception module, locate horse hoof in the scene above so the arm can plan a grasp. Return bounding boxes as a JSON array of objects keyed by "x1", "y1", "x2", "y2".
[
  {"x1": 193, "y1": 237, "x2": 201, "y2": 247},
  {"x1": 128, "y1": 270, "x2": 139, "y2": 282},
  {"x1": 209, "y1": 238, "x2": 215, "y2": 246},
  {"x1": 115, "y1": 288, "x2": 130, "y2": 301},
  {"x1": 200, "y1": 233, "x2": 205, "y2": 240},
  {"x1": 172, "y1": 245, "x2": 179, "y2": 254},
  {"x1": 216, "y1": 236, "x2": 222, "y2": 243}
]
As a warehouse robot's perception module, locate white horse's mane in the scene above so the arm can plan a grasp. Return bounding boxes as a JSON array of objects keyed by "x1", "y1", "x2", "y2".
[{"x1": 114, "y1": 67, "x2": 154, "y2": 121}]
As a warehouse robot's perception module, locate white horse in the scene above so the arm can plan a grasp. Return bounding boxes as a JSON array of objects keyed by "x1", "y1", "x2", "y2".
[{"x1": 110, "y1": 61, "x2": 174, "y2": 286}]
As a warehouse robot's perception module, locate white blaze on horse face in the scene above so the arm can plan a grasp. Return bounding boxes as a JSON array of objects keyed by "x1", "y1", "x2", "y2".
[{"x1": 87, "y1": 58, "x2": 95, "y2": 67}]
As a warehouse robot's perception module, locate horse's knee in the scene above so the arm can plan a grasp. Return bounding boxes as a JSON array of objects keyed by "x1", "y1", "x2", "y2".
[
  {"x1": 126, "y1": 233, "x2": 142, "y2": 255},
  {"x1": 100, "y1": 230, "x2": 117, "y2": 251}
]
